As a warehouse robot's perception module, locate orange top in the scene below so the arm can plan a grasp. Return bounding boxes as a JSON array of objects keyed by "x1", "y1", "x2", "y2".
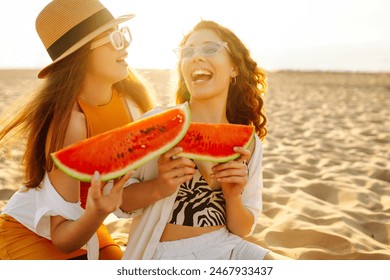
[
  {"x1": 77, "y1": 90, "x2": 133, "y2": 208},
  {"x1": 77, "y1": 90, "x2": 133, "y2": 253},
  {"x1": 77, "y1": 90, "x2": 133, "y2": 137}
]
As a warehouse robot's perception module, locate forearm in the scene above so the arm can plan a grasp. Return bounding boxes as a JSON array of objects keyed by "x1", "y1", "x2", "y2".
[
  {"x1": 120, "y1": 148, "x2": 195, "y2": 214},
  {"x1": 225, "y1": 195, "x2": 254, "y2": 237},
  {"x1": 120, "y1": 179, "x2": 172, "y2": 213},
  {"x1": 50, "y1": 210, "x2": 107, "y2": 253}
]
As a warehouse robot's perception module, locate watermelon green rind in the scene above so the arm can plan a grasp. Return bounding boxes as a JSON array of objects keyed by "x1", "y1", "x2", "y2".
[
  {"x1": 177, "y1": 123, "x2": 255, "y2": 163},
  {"x1": 51, "y1": 103, "x2": 191, "y2": 182},
  {"x1": 51, "y1": 156, "x2": 101, "y2": 182}
]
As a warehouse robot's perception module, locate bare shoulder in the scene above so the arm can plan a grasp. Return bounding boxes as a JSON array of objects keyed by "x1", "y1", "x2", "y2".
[
  {"x1": 48, "y1": 108, "x2": 86, "y2": 202},
  {"x1": 62, "y1": 108, "x2": 87, "y2": 148}
]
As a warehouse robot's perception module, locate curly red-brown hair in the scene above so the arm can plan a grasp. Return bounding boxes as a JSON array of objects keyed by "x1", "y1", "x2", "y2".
[{"x1": 175, "y1": 20, "x2": 267, "y2": 140}]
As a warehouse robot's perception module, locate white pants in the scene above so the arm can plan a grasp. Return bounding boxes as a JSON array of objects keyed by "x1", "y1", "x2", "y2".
[{"x1": 152, "y1": 227, "x2": 269, "y2": 260}]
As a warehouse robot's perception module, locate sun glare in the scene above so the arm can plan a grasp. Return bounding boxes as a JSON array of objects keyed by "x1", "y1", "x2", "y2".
[
  {"x1": 0, "y1": 0, "x2": 389, "y2": 72},
  {"x1": 105, "y1": 0, "x2": 247, "y2": 70}
]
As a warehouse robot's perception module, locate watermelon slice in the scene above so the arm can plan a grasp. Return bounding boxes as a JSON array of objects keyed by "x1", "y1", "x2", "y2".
[
  {"x1": 176, "y1": 123, "x2": 255, "y2": 162},
  {"x1": 51, "y1": 103, "x2": 191, "y2": 182}
]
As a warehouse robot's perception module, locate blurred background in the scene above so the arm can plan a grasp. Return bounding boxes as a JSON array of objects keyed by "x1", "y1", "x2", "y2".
[{"x1": 0, "y1": 0, "x2": 389, "y2": 72}]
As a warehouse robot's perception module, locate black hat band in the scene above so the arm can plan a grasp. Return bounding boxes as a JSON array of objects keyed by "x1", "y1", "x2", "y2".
[{"x1": 47, "y1": 8, "x2": 114, "y2": 61}]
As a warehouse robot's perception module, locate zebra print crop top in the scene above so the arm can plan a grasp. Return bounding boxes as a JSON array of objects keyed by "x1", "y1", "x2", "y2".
[{"x1": 167, "y1": 166, "x2": 226, "y2": 227}]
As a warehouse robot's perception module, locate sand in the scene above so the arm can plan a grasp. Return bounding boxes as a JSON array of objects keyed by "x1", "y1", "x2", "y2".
[{"x1": 1, "y1": 69, "x2": 389, "y2": 260}]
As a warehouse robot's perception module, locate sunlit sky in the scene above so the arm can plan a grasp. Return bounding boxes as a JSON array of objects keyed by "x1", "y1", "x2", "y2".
[{"x1": 0, "y1": 0, "x2": 389, "y2": 72}]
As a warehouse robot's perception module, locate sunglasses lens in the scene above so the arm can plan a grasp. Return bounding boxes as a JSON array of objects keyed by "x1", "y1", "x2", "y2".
[
  {"x1": 181, "y1": 47, "x2": 195, "y2": 58},
  {"x1": 111, "y1": 31, "x2": 123, "y2": 49},
  {"x1": 202, "y1": 43, "x2": 222, "y2": 55},
  {"x1": 176, "y1": 42, "x2": 226, "y2": 59},
  {"x1": 122, "y1": 28, "x2": 131, "y2": 45},
  {"x1": 110, "y1": 28, "x2": 131, "y2": 50}
]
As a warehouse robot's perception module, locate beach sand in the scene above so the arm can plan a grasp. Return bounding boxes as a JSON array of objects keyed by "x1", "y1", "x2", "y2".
[{"x1": 1, "y1": 69, "x2": 389, "y2": 259}]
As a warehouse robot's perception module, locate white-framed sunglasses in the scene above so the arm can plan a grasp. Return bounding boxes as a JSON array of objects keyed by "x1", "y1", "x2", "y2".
[
  {"x1": 90, "y1": 26, "x2": 132, "y2": 50},
  {"x1": 173, "y1": 42, "x2": 228, "y2": 59}
]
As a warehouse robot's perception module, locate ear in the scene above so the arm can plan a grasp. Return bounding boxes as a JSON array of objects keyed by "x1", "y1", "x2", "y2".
[{"x1": 231, "y1": 65, "x2": 239, "y2": 77}]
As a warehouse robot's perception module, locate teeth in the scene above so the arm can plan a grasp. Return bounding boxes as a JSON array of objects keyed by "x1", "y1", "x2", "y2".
[
  {"x1": 192, "y1": 69, "x2": 211, "y2": 77},
  {"x1": 117, "y1": 55, "x2": 127, "y2": 61}
]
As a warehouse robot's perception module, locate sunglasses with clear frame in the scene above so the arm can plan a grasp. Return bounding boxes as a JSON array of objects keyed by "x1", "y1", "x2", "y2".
[
  {"x1": 173, "y1": 42, "x2": 228, "y2": 59},
  {"x1": 90, "y1": 26, "x2": 132, "y2": 50}
]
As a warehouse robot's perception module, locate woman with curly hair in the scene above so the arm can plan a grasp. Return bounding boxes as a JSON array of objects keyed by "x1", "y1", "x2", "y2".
[
  {"x1": 175, "y1": 20, "x2": 267, "y2": 140},
  {"x1": 120, "y1": 20, "x2": 286, "y2": 260}
]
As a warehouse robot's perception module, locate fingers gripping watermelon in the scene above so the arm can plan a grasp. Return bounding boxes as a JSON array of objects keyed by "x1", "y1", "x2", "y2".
[
  {"x1": 52, "y1": 102, "x2": 255, "y2": 181},
  {"x1": 177, "y1": 123, "x2": 255, "y2": 162},
  {"x1": 51, "y1": 103, "x2": 191, "y2": 182}
]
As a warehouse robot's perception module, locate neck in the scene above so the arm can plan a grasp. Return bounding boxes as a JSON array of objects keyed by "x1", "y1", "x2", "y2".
[
  {"x1": 80, "y1": 74, "x2": 113, "y2": 105},
  {"x1": 189, "y1": 99, "x2": 229, "y2": 123}
]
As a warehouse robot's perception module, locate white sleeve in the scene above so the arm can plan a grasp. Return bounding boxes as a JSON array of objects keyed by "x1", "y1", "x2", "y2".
[
  {"x1": 241, "y1": 135, "x2": 263, "y2": 234},
  {"x1": 34, "y1": 174, "x2": 99, "y2": 260}
]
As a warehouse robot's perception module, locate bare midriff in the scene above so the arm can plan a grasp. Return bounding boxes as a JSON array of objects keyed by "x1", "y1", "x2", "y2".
[{"x1": 160, "y1": 223, "x2": 225, "y2": 241}]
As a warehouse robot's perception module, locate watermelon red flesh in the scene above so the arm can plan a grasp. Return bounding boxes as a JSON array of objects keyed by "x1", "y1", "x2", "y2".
[
  {"x1": 51, "y1": 103, "x2": 191, "y2": 182},
  {"x1": 176, "y1": 123, "x2": 255, "y2": 162}
]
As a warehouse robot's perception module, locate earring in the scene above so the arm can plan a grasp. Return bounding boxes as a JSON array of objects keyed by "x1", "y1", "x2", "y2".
[{"x1": 230, "y1": 76, "x2": 237, "y2": 86}]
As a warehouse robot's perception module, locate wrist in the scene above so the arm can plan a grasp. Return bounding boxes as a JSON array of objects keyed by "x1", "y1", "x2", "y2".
[
  {"x1": 149, "y1": 178, "x2": 169, "y2": 200},
  {"x1": 151, "y1": 178, "x2": 178, "y2": 199},
  {"x1": 83, "y1": 206, "x2": 108, "y2": 224},
  {"x1": 224, "y1": 192, "x2": 243, "y2": 204}
]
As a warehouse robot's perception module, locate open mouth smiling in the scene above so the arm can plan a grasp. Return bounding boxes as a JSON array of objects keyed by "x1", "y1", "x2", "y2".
[
  {"x1": 116, "y1": 53, "x2": 128, "y2": 64},
  {"x1": 191, "y1": 69, "x2": 213, "y2": 82}
]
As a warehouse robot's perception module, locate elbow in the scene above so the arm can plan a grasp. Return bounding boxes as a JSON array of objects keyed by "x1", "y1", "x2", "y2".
[
  {"x1": 51, "y1": 238, "x2": 76, "y2": 253},
  {"x1": 51, "y1": 234, "x2": 83, "y2": 254},
  {"x1": 227, "y1": 224, "x2": 252, "y2": 238},
  {"x1": 237, "y1": 228, "x2": 252, "y2": 238},
  {"x1": 50, "y1": 217, "x2": 84, "y2": 254}
]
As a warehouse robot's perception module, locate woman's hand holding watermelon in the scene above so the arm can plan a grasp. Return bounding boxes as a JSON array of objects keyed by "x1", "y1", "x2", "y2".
[
  {"x1": 86, "y1": 170, "x2": 133, "y2": 216},
  {"x1": 119, "y1": 148, "x2": 196, "y2": 214},
  {"x1": 155, "y1": 147, "x2": 196, "y2": 197},
  {"x1": 211, "y1": 146, "x2": 250, "y2": 198},
  {"x1": 211, "y1": 147, "x2": 254, "y2": 237}
]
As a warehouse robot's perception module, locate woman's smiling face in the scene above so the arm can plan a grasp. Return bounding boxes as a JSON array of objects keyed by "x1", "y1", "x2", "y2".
[
  {"x1": 86, "y1": 28, "x2": 129, "y2": 84},
  {"x1": 180, "y1": 29, "x2": 237, "y2": 102}
]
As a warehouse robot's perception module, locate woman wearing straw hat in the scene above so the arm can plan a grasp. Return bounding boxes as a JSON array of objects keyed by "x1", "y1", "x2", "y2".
[{"x1": 0, "y1": 0, "x2": 154, "y2": 260}]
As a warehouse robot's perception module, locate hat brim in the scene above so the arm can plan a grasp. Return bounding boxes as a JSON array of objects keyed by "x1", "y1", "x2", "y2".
[{"x1": 37, "y1": 14, "x2": 135, "y2": 79}]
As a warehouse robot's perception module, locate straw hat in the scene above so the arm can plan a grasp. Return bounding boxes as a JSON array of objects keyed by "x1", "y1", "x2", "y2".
[{"x1": 35, "y1": 0, "x2": 135, "y2": 78}]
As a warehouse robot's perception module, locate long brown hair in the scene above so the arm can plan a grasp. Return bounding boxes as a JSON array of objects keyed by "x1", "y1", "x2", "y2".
[
  {"x1": 0, "y1": 43, "x2": 154, "y2": 189},
  {"x1": 175, "y1": 20, "x2": 267, "y2": 139}
]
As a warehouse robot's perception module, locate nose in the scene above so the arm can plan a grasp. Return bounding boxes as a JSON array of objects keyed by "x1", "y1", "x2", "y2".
[{"x1": 191, "y1": 47, "x2": 204, "y2": 61}]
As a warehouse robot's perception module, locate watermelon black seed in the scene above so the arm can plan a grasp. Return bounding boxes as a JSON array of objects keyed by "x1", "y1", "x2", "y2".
[{"x1": 140, "y1": 127, "x2": 156, "y2": 134}]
